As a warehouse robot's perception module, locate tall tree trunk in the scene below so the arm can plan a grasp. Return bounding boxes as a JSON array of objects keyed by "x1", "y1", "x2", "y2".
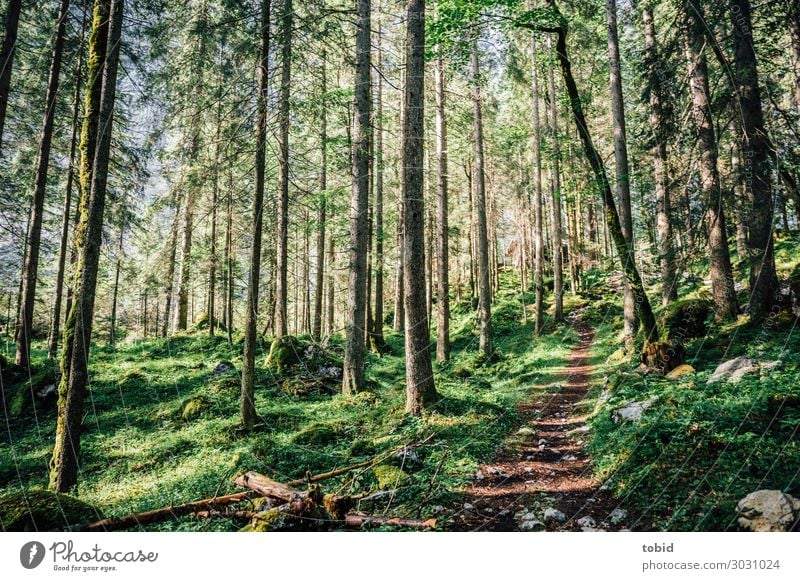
[
  {"x1": 403, "y1": 0, "x2": 437, "y2": 414},
  {"x1": 681, "y1": 0, "x2": 738, "y2": 320},
  {"x1": 325, "y1": 215, "x2": 335, "y2": 335},
  {"x1": 342, "y1": 0, "x2": 371, "y2": 395},
  {"x1": 162, "y1": 197, "x2": 179, "y2": 337},
  {"x1": 109, "y1": 226, "x2": 123, "y2": 346},
  {"x1": 312, "y1": 53, "x2": 327, "y2": 341},
  {"x1": 606, "y1": 0, "x2": 637, "y2": 345},
  {"x1": 225, "y1": 167, "x2": 233, "y2": 345},
  {"x1": 730, "y1": 0, "x2": 777, "y2": 322},
  {"x1": 542, "y1": 1, "x2": 658, "y2": 341},
  {"x1": 393, "y1": 62, "x2": 406, "y2": 334},
  {"x1": 0, "y1": 0, "x2": 21, "y2": 150},
  {"x1": 50, "y1": 0, "x2": 87, "y2": 359},
  {"x1": 209, "y1": 65, "x2": 223, "y2": 337},
  {"x1": 15, "y1": 0, "x2": 71, "y2": 368},
  {"x1": 372, "y1": 30, "x2": 386, "y2": 348},
  {"x1": 547, "y1": 37, "x2": 564, "y2": 322},
  {"x1": 531, "y1": 34, "x2": 544, "y2": 336},
  {"x1": 50, "y1": 0, "x2": 123, "y2": 493},
  {"x1": 642, "y1": 3, "x2": 677, "y2": 306},
  {"x1": 240, "y1": 0, "x2": 270, "y2": 429},
  {"x1": 274, "y1": 0, "x2": 292, "y2": 338},
  {"x1": 789, "y1": 3, "x2": 800, "y2": 118},
  {"x1": 434, "y1": 53, "x2": 449, "y2": 361},
  {"x1": 471, "y1": 39, "x2": 493, "y2": 357}
]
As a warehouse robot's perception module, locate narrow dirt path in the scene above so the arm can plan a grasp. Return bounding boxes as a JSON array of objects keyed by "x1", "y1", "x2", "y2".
[{"x1": 449, "y1": 321, "x2": 629, "y2": 531}]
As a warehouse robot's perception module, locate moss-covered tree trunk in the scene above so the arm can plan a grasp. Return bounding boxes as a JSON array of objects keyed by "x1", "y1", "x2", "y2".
[
  {"x1": 342, "y1": 0, "x2": 371, "y2": 395},
  {"x1": 16, "y1": 0, "x2": 71, "y2": 368},
  {"x1": 241, "y1": 0, "x2": 270, "y2": 429},
  {"x1": 434, "y1": 53, "x2": 449, "y2": 362},
  {"x1": 544, "y1": 0, "x2": 658, "y2": 341},
  {"x1": 51, "y1": 0, "x2": 123, "y2": 493},
  {"x1": 403, "y1": 0, "x2": 438, "y2": 414}
]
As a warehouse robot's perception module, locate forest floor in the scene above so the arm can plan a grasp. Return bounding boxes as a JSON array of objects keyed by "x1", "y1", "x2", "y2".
[{"x1": 451, "y1": 320, "x2": 629, "y2": 531}]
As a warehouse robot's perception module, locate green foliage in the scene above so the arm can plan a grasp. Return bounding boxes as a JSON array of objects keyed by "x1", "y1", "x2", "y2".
[{"x1": 0, "y1": 488, "x2": 101, "y2": 531}]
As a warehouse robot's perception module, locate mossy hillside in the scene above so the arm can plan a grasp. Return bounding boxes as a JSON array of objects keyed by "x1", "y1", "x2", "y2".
[{"x1": 0, "y1": 271, "x2": 576, "y2": 531}]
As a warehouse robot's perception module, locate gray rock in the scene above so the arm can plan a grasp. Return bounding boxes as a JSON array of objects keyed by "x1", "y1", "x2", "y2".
[
  {"x1": 544, "y1": 507, "x2": 567, "y2": 523},
  {"x1": 431, "y1": 505, "x2": 445, "y2": 514},
  {"x1": 537, "y1": 438, "x2": 548, "y2": 446},
  {"x1": 561, "y1": 454, "x2": 578, "y2": 462},
  {"x1": 736, "y1": 490, "x2": 800, "y2": 532},
  {"x1": 611, "y1": 398, "x2": 658, "y2": 424},
  {"x1": 519, "y1": 519, "x2": 545, "y2": 531},
  {"x1": 463, "y1": 503, "x2": 475, "y2": 512},
  {"x1": 577, "y1": 516, "x2": 596, "y2": 528},
  {"x1": 708, "y1": 356, "x2": 779, "y2": 384},
  {"x1": 609, "y1": 508, "x2": 628, "y2": 522},
  {"x1": 211, "y1": 363, "x2": 233, "y2": 376}
]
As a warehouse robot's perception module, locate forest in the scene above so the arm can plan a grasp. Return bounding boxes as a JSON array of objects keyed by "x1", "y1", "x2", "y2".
[{"x1": 1, "y1": 0, "x2": 799, "y2": 533}]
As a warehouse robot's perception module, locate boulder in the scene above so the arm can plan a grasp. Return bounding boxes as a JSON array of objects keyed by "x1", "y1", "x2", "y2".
[
  {"x1": 708, "y1": 357, "x2": 779, "y2": 384},
  {"x1": 577, "y1": 515, "x2": 596, "y2": 528},
  {"x1": 519, "y1": 518, "x2": 545, "y2": 531},
  {"x1": 543, "y1": 507, "x2": 566, "y2": 524},
  {"x1": 0, "y1": 489, "x2": 101, "y2": 531},
  {"x1": 736, "y1": 490, "x2": 800, "y2": 532},
  {"x1": 640, "y1": 341, "x2": 685, "y2": 373},
  {"x1": 666, "y1": 364, "x2": 695, "y2": 380},
  {"x1": 180, "y1": 396, "x2": 209, "y2": 421},
  {"x1": 611, "y1": 397, "x2": 658, "y2": 424},
  {"x1": 609, "y1": 508, "x2": 628, "y2": 522},
  {"x1": 661, "y1": 298, "x2": 712, "y2": 342}
]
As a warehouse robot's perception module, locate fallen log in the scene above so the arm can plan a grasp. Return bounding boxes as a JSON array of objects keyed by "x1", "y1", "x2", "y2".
[
  {"x1": 344, "y1": 514, "x2": 436, "y2": 529},
  {"x1": 194, "y1": 510, "x2": 257, "y2": 520},
  {"x1": 234, "y1": 472, "x2": 309, "y2": 502},
  {"x1": 75, "y1": 491, "x2": 259, "y2": 532}
]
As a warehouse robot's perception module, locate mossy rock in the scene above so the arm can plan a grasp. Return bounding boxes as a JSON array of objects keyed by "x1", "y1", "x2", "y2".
[
  {"x1": 210, "y1": 375, "x2": 239, "y2": 394},
  {"x1": 452, "y1": 365, "x2": 472, "y2": 378},
  {"x1": 192, "y1": 311, "x2": 210, "y2": 329},
  {"x1": 241, "y1": 508, "x2": 291, "y2": 532},
  {"x1": 349, "y1": 439, "x2": 377, "y2": 457},
  {"x1": 0, "y1": 489, "x2": 101, "y2": 531},
  {"x1": 292, "y1": 422, "x2": 338, "y2": 445},
  {"x1": 180, "y1": 396, "x2": 209, "y2": 421},
  {"x1": 661, "y1": 298, "x2": 712, "y2": 342},
  {"x1": 265, "y1": 336, "x2": 306, "y2": 375},
  {"x1": 665, "y1": 363, "x2": 695, "y2": 380},
  {"x1": 117, "y1": 369, "x2": 146, "y2": 388},
  {"x1": 373, "y1": 464, "x2": 411, "y2": 490}
]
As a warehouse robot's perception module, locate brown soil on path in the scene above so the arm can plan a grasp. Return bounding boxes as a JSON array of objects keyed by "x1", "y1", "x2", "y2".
[{"x1": 449, "y1": 321, "x2": 630, "y2": 531}]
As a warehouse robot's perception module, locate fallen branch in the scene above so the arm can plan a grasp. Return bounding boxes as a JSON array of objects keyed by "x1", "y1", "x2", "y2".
[
  {"x1": 75, "y1": 491, "x2": 258, "y2": 532},
  {"x1": 344, "y1": 514, "x2": 437, "y2": 529},
  {"x1": 194, "y1": 510, "x2": 257, "y2": 520}
]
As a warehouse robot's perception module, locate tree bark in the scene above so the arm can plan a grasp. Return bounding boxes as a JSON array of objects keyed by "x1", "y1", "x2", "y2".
[
  {"x1": 50, "y1": 0, "x2": 123, "y2": 493},
  {"x1": 531, "y1": 34, "x2": 544, "y2": 336},
  {"x1": 606, "y1": 0, "x2": 638, "y2": 345},
  {"x1": 730, "y1": 0, "x2": 777, "y2": 322},
  {"x1": 642, "y1": 3, "x2": 677, "y2": 306},
  {"x1": 209, "y1": 63, "x2": 223, "y2": 337},
  {"x1": 471, "y1": 39, "x2": 494, "y2": 356},
  {"x1": 274, "y1": 0, "x2": 292, "y2": 338},
  {"x1": 241, "y1": 0, "x2": 270, "y2": 429},
  {"x1": 403, "y1": 0, "x2": 437, "y2": 414},
  {"x1": 547, "y1": 37, "x2": 564, "y2": 322},
  {"x1": 313, "y1": 53, "x2": 327, "y2": 341},
  {"x1": 0, "y1": 0, "x2": 21, "y2": 150},
  {"x1": 681, "y1": 0, "x2": 738, "y2": 320},
  {"x1": 342, "y1": 0, "x2": 371, "y2": 395},
  {"x1": 789, "y1": 3, "x2": 800, "y2": 118},
  {"x1": 434, "y1": 53, "x2": 449, "y2": 361},
  {"x1": 109, "y1": 226, "x2": 123, "y2": 345},
  {"x1": 371, "y1": 29, "x2": 386, "y2": 348},
  {"x1": 15, "y1": 0, "x2": 71, "y2": 368},
  {"x1": 50, "y1": 0, "x2": 87, "y2": 360}
]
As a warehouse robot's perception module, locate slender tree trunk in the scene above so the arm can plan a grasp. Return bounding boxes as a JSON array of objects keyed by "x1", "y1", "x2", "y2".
[
  {"x1": 51, "y1": 0, "x2": 123, "y2": 493},
  {"x1": 681, "y1": 0, "x2": 738, "y2": 320},
  {"x1": 161, "y1": 197, "x2": 179, "y2": 337},
  {"x1": 0, "y1": 0, "x2": 21, "y2": 150},
  {"x1": 241, "y1": 0, "x2": 270, "y2": 429},
  {"x1": 730, "y1": 0, "x2": 777, "y2": 322},
  {"x1": 547, "y1": 37, "x2": 564, "y2": 321},
  {"x1": 109, "y1": 226, "x2": 123, "y2": 346},
  {"x1": 403, "y1": 0, "x2": 437, "y2": 414},
  {"x1": 731, "y1": 127, "x2": 749, "y2": 261},
  {"x1": 372, "y1": 31, "x2": 385, "y2": 348},
  {"x1": 274, "y1": 0, "x2": 292, "y2": 338},
  {"x1": 642, "y1": 3, "x2": 677, "y2": 306},
  {"x1": 531, "y1": 34, "x2": 544, "y2": 336},
  {"x1": 543, "y1": 2, "x2": 658, "y2": 341},
  {"x1": 325, "y1": 216, "x2": 335, "y2": 336},
  {"x1": 225, "y1": 167, "x2": 233, "y2": 345},
  {"x1": 434, "y1": 53, "x2": 449, "y2": 361},
  {"x1": 606, "y1": 0, "x2": 638, "y2": 345},
  {"x1": 312, "y1": 53, "x2": 327, "y2": 341},
  {"x1": 209, "y1": 64, "x2": 223, "y2": 337},
  {"x1": 393, "y1": 63, "x2": 406, "y2": 334},
  {"x1": 471, "y1": 39, "x2": 493, "y2": 357},
  {"x1": 789, "y1": 3, "x2": 800, "y2": 118},
  {"x1": 15, "y1": 0, "x2": 71, "y2": 368},
  {"x1": 50, "y1": 0, "x2": 87, "y2": 359},
  {"x1": 342, "y1": 0, "x2": 371, "y2": 395}
]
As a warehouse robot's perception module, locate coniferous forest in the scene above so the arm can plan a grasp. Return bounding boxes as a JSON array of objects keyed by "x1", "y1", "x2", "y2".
[{"x1": 1, "y1": 0, "x2": 800, "y2": 533}]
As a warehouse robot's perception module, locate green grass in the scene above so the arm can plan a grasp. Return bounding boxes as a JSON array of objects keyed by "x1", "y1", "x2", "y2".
[{"x1": 0, "y1": 271, "x2": 576, "y2": 531}]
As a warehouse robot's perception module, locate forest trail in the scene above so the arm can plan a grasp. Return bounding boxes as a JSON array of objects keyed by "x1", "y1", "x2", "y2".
[{"x1": 450, "y1": 321, "x2": 630, "y2": 531}]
